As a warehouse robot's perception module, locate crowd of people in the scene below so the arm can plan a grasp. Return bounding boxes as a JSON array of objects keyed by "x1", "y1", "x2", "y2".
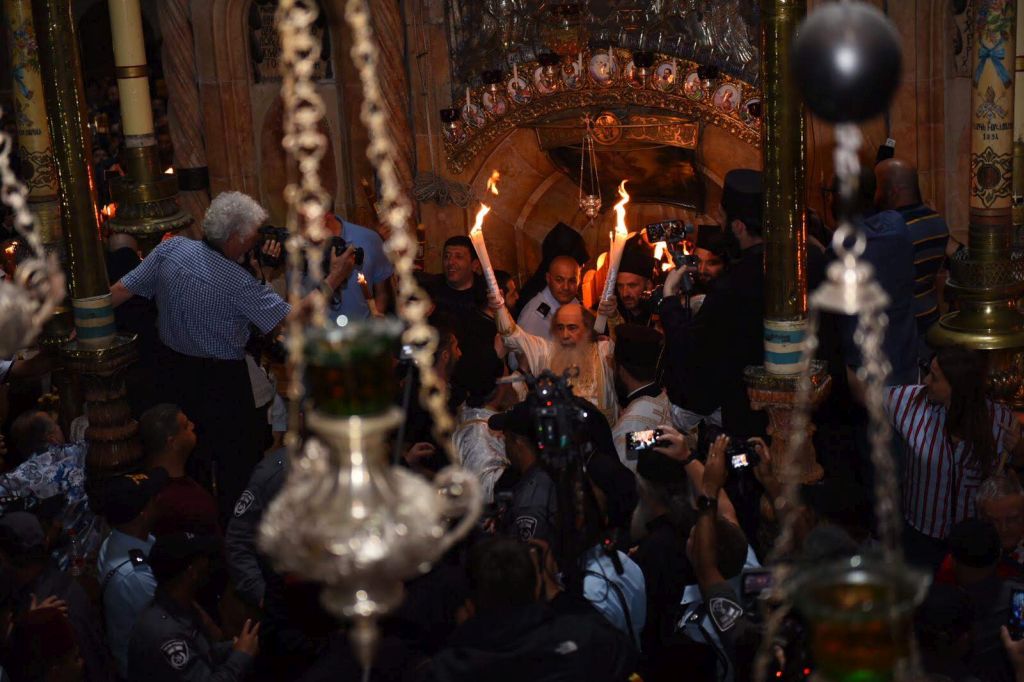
[{"x1": 1, "y1": 152, "x2": 1024, "y2": 682}]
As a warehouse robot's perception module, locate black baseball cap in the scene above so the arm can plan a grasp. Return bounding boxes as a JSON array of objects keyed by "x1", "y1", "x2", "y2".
[
  {"x1": 0, "y1": 512, "x2": 47, "y2": 561},
  {"x1": 487, "y1": 400, "x2": 534, "y2": 437},
  {"x1": 99, "y1": 469, "x2": 169, "y2": 525},
  {"x1": 149, "y1": 533, "x2": 221, "y2": 584}
]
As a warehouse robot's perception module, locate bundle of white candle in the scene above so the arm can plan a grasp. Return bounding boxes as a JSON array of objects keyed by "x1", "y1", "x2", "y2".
[
  {"x1": 469, "y1": 170, "x2": 503, "y2": 306},
  {"x1": 594, "y1": 180, "x2": 630, "y2": 334}
]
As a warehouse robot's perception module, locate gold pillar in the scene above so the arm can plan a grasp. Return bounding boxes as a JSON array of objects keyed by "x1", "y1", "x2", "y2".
[
  {"x1": 4, "y1": 0, "x2": 74, "y2": 350},
  {"x1": 745, "y1": 0, "x2": 826, "y2": 483},
  {"x1": 930, "y1": 0, "x2": 1024, "y2": 405},
  {"x1": 106, "y1": 0, "x2": 190, "y2": 252},
  {"x1": 1015, "y1": 2, "x2": 1024, "y2": 246},
  {"x1": 33, "y1": 0, "x2": 140, "y2": 476},
  {"x1": 759, "y1": 0, "x2": 808, "y2": 376}
]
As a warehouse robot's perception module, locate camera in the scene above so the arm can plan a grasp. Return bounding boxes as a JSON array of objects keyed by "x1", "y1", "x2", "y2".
[
  {"x1": 524, "y1": 369, "x2": 588, "y2": 468},
  {"x1": 255, "y1": 225, "x2": 290, "y2": 267},
  {"x1": 321, "y1": 236, "x2": 365, "y2": 274},
  {"x1": 645, "y1": 219, "x2": 694, "y2": 245},
  {"x1": 725, "y1": 440, "x2": 760, "y2": 471},
  {"x1": 626, "y1": 428, "x2": 664, "y2": 453}
]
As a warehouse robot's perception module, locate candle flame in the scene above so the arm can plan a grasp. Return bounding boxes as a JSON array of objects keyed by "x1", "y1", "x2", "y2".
[
  {"x1": 652, "y1": 241, "x2": 666, "y2": 261},
  {"x1": 357, "y1": 272, "x2": 366, "y2": 285},
  {"x1": 101, "y1": 203, "x2": 117, "y2": 219},
  {"x1": 471, "y1": 170, "x2": 501, "y2": 235},
  {"x1": 164, "y1": 167, "x2": 174, "y2": 175},
  {"x1": 4, "y1": 243, "x2": 16, "y2": 256},
  {"x1": 471, "y1": 204, "x2": 492, "y2": 235},
  {"x1": 613, "y1": 180, "x2": 630, "y2": 238}
]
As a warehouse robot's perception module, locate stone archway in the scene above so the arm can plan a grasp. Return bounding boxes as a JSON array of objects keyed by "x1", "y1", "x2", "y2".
[{"x1": 456, "y1": 120, "x2": 761, "y2": 282}]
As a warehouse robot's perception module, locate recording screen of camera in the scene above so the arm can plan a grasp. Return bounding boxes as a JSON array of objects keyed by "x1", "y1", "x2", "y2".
[
  {"x1": 627, "y1": 429, "x2": 661, "y2": 451},
  {"x1": 742, "y1": 570, "x2": 774, "y2": 596},
  {"x1": 1010, "y1": 588, "x2": 1024, "y2": 639},
  {"x1": 730, "y1": 453, "x2": 751, "y2": 469}
]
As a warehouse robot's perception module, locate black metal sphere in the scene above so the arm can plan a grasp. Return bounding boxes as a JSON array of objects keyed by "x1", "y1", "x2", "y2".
[{"x1": 792, "y1": 1, "x2": 902, "y2": 123}]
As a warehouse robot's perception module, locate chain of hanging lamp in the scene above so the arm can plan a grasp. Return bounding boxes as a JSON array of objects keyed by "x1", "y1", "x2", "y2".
[
  {"x1": 274, "y1": 0, "x2": 455, "y2": 458},
  {"x1": 0, "y1": 107, "x2": 65, "y2": 356},
  {"x1": 751, "y1": 122, "x2": 907, "y2": 681}
]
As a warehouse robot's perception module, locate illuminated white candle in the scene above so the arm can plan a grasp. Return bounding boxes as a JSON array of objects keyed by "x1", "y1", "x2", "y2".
[
  {"x1": 513, "y1": 63, "x2": 519, "y2": 82},
  {"x1": 594, "y1": 181, "x2": 631, "y2": 334},
  {"x1": 465, "y1": 86, "x2": 471, "y2": 109},
  {"x1": 471, "y1": 170, "x2": 504, "y2": 306}
]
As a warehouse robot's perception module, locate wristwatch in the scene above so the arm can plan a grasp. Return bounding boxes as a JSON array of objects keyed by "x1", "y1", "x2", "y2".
[{"x1": 696, "y1": 494, "x2": 718, "y2": 513}]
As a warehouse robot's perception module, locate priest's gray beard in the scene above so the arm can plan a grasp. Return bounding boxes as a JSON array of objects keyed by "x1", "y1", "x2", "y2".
[{"x1": 549, "y1": 339, "x2": 599, "y2": 399}]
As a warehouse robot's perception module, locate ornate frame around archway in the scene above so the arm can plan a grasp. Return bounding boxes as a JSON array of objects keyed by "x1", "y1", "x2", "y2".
[{"x1": 445, "y1": 52, "x2": 761, "y2": 174}]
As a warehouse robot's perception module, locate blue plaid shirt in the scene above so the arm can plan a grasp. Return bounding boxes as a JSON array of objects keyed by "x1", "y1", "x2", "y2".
[{"x1": 121, "y1": 237, "x2": 291, "y2": 360}]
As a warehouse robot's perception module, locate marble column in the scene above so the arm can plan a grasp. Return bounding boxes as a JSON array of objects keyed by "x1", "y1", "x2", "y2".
[
  {"x1": 33, "y1": 0, "x2": 140, "y2": 476},
  {"x1": 930, "y1": 0, "x2": 1024, "y2": 406},
  {"x1": 106, "y1": 0, "x2": 190, "y2": 252},
  {"x1": 159, "y1": 0, "x2": 208, "y2": 235}
]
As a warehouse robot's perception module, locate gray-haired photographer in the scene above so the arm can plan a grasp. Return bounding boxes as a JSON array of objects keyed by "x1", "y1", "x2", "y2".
[{"x1": 109, "y1": 191, "x2": 356, "y2": 521}]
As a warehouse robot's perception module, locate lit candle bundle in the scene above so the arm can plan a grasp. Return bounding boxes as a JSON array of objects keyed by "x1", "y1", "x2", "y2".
[
  {"x1": 594, "y1": 180, "x2": 630, "y2": 334},
  {"x1": 357, "y1": 272, "x2": 381, "y2": 317},
  {"x1": 469, "y1": 170, "x2": 503, "y2": 306}
]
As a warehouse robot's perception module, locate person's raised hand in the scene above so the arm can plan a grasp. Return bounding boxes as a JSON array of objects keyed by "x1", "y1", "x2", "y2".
[
  {"x1": 662, "y1": 266, "x2": 686, "y2": 297},
  {"x1": 652, "y1": 424, "x2": 690, "y2": 462},
  {"x1": 748, "y1": 437, "x2": 776, "y2": 486},
  {"x1": 327, "y1": 245, "x2": 357, "y2": 286},
  {"x1": 1001, "y1": 626, "x2": 1024, "y2": 681},
  {"x1": 29, "y1": 594, "x2": 68, "y2": 615},
  {"x1": 404, "y1": 442, "x2": 436, "y2": 466},
  {"x1": 597, "y1": 297, "x2": 618, "y2": 320},
  {"x1": 703, "y1": 434, "x2": 729, "y2": 496},
  {"x1": 233, "y1": 619, "x2": 261, "y2": 657},
  {"x1": 486, "y1": 292, "x2": 504, "y2": 311}
]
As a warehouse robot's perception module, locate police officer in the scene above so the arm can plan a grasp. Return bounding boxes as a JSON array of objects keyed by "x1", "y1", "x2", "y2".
[
  {"x1": 96, "y1": 469, "x2": 169, "y2": 678},
  {"x1": 224, "y1": 448, "x2": 287, "y2": 609},
  {"x1": 126, "y1": 533, "x2": 259, "y2": 681}
]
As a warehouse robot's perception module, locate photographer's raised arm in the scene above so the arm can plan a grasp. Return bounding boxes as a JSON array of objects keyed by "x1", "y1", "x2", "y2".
[
  {"x1": 694, "y1": 434, "x2": 730, "y2": 592},
  {"x1": 488, "y1": 292, "x2": 516, "y2": 336}
]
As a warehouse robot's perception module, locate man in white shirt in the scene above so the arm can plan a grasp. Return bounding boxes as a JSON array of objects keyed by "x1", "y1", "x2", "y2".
[
  {"x1": 515, "y1": 256, "x2": 581, "y2": 340},
  {"x1": 611, "y1": 325, "x2": 672, "y2": 472}
]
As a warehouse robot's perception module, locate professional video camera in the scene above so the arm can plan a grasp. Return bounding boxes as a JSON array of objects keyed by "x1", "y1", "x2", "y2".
[{"x1": 521, "y1": 368, "x2": 589, "y2": 468}]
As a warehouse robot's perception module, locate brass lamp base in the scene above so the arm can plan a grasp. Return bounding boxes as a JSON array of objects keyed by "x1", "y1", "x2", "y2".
[
  {"x1": 109, "y1": 145, "x2": 192, "y2": 252},
  {"x1": 928, "y1": 248, "x2": 1024, "y2": 407}
]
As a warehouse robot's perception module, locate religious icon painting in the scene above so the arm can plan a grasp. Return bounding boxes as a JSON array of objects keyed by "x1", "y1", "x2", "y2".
[
  {"x1": 442, "y1": 122, "x2": 466, "y2": 145},
  {"x1": 653, "y1": 61, "x2": 678, "y2": 92},
  {"x1": 741, "y1": 98, "x2": 762, "y2": 126},
  {"x1": 683, "y1": 71, "x2": 704, "y2": 100},
  {"x1": 507, "y1": 75, "x2": 533, "y2": 105},
  {"x1": 562, "y1": 60, "x2": 583, "y2": 90},
  {"x1": 533, "y1": 67, "x2": 559, "y2": 95},
  {"x1": 482, "y1": 91, "x2": 508, "y2": 117},
  {"x1": 462, "y1": 102, "x2": 487, "y2": 129},
  {"x1": 623, "y1": 60, "x2": 643, "y2": 88},
  {"x1": 713, "y1": 83, "x2": 742, "y2": 114},
  {"x1": 589, "y1": 52, "x2": 618, "y2": 86}
]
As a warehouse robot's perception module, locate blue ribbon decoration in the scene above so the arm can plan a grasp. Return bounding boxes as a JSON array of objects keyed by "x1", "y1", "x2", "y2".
[{"x1": 975, "y1": 39, "x2": 1013, "y2": 86}]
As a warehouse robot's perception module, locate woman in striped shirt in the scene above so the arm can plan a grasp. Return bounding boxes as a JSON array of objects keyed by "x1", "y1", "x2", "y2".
[{"x1": 885, "y1": 345, "x2": 1022, "y2": 569}]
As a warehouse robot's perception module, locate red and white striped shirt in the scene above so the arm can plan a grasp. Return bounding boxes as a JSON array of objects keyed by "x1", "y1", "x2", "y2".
[{"x1": 885, "y1": 385, "x2": 1014, "y2": 539}]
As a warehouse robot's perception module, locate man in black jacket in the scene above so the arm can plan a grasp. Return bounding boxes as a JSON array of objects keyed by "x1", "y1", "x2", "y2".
[
  {"x1": 426, "y1": 536, "x2": 636, "y2": 682},
  {"x1": 661, "y1": 169, "x2": 767, "y2": 437}
]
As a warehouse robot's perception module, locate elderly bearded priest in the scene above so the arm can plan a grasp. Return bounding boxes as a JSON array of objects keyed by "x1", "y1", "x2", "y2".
[{"x1": 489, "y1": 294, "x2": 618, "y2": 424}]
